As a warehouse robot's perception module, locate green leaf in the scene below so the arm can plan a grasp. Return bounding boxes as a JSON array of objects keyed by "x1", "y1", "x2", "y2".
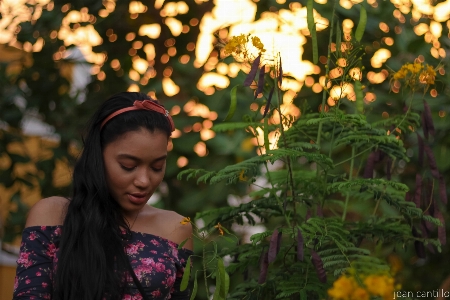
[
  {"x1": 355, "y1": 5, "x2": 367, "y2": 42},
  {"x1": 213, "y1": 263, "x2": 222, "y2": 300},
  {"x1": 354, "y1": 80, "x2": 364, "y2": 114},
  {"x1": 190, "y1": 272, "x2": 198, "y2": 300},
  {"x1": 178, "y1": 238, "x2": 189, "y2": 249},
  {"x1": 218, "y1": 257, "x2": 230, "y2": 299},
  {"x1": 307, "y1": 0, "x2": 318, "y2": 64},
  {"x1": 180, "y1": 256, "x2": 191, "y2": 291},
  {"x1": 221, "y1": 235, "x2": 236, "y2": 244},
  {"x1": 224, "y1": 85, "x2": 239, "y2": 121}
]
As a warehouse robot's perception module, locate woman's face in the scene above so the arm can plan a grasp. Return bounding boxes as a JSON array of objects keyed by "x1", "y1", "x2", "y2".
[{"x1": 102, "y1": 128, "x2": 168, "y2": 215}]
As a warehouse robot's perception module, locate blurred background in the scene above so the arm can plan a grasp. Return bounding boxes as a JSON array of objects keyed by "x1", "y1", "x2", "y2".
[{"x1": 0, "y1": 0, "x2": 449, "y2": 299}]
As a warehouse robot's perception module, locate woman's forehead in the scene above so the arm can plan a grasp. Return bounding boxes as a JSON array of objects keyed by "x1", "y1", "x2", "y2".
[{"x1": 104, "y1": 128, "x2": 168, "y2": 157}]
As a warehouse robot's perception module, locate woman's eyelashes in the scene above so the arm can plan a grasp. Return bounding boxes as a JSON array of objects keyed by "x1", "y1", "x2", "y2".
[
  {"x1": 119, "y1": 163, "x2": 164, "y2": 172},
  {"x1": 120, "y1": 164, "x2": 136, "y2": 171}
]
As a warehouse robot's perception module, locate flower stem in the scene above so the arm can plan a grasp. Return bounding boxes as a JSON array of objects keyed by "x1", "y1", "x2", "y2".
[{"x1": 342, "y1": 146, "x2": 356, "y2": 221}]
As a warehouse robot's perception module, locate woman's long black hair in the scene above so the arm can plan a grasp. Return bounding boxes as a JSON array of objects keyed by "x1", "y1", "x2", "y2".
[{"x1": 54, "y1": 92, "x2": 172, "y2": 300}]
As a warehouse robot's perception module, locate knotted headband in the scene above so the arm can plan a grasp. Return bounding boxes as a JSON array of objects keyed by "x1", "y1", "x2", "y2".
[{"x1": 100, "y1": 100, "x2": 175, "y2": 133}]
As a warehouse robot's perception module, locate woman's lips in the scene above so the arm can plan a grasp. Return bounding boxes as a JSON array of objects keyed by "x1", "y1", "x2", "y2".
[{"x1": 127, "y1": 193, "x2": 148, "y2": 204}]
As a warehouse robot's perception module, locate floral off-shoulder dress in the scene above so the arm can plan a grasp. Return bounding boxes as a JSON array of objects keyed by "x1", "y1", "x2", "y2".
[{"x1": 13, "y1": 225, "x2": 193, "y2": 300}]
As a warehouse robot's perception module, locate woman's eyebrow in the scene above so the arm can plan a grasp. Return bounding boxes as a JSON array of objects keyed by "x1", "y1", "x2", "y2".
[
  {"x1": 117, "y1": 153, "x2": 167, "y2": 162},
  {"x1": 153, "y1": 155, "x2": 167, "y2": 162},
  {"x1": 117, "y1": 153, "x2": 140, "y2": 161}
]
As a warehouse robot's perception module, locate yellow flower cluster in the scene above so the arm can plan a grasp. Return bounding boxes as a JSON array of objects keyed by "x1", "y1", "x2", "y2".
[
  {"x1": 328, "y1": 273, "x2": 396, "y2": 300},
  {"x1": 392, "y1": 62, "x2": 437, "y2": 91},
  {"x1": 223, "y1": 34, "x2": 266, "y2": 57}
]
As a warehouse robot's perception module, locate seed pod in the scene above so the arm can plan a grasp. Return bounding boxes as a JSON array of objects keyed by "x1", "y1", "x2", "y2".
[
  {"x1": 311, "y1": 250, "x2": 327, "y2": 283},
  {"x1": 244, "y1": 55, "x2": 261, "y2": 87},
  {"x1": 268, "y1": 229, "x2": 282, "y2": 263},
  {"x1": 258, "y1": 251, "x2": 269, "y2": 284}
]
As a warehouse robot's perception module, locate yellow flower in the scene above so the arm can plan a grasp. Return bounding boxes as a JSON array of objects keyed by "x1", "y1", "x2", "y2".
[
  {"x1": 223, "y1": 34, "x2": 266, "y2": 58},
  {"x1": 328, "y1": 275, "x2": 357, "y2": 299},
  {"x1": 391, "y1": 61, "x2": 438, "y2": 92},
  {"x1": 387, "y1": 253, "x2": 403, "y2": 275},
  {"x1": 350, "y1": 287, "x2": 369, "y2": 300},
  {"x1": 223, "y1": 34, "x2": 247, "y2": 55},
  {"x1": 214, "y1": 222, "x2": 224, "y2": 235},
  {"x1": 251, "y1": 36, "x2": 266, "y2": 54},
  {"x1": 364, "y1": 274, "x2": 395, "y2": 300},
  {"x1": 239, "y1": 169, "x2": 249, "y2": 181},
  {"x1": 180, "y1": 217, "x2": 191, "y2": 225},
  {"x1": 419, "y1": 64, "x2": 436, "y2": 85}
]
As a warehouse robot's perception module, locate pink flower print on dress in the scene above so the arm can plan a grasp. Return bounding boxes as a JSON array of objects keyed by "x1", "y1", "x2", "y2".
[
  {"x1": 25, "y1": 279, "x2": 31, "y2": 284},
  {"x1": 155, "y1": 262, "x2": 165, "y2": 272},
  {"x1": 17, "y1": 252, "x2": 29, "y2": 264},
  {"x1": 164, "y1": 274, "x2": 176, "y2": 287},
  {"x1": 36, "y1": 271, "x2": 41, "y2": 276},
  {"x1": 126, "y1": 244, "x2": 139, "y2": 255},
  {"x1": 133, "y1": 294, "x2": 143, "y2": 300},
  {"x1": 171, "y1": 248, "x2": 179, "y2": 258},
  {"x1": 42, "y1": 282, "x2": 48, "y2": 288},
  {"x1": 46, "y1": 243, "x2": 57, "y2": 259},
  {"x1": 151, "y1": 289, "x2": 162, "y2": 297},
  {"x1": 17, "y1": 252, "x2": 33, "y2": 268},
  {"x1": 150, "y1": 239, "x2": 160, "y2": 246},
  {"x1": 54, "y1": 227, "x2": 62, "y2": 235},
  {"x1": 167, "y1": 241, "x2": 178, "y2": 249},
  {"x1": 28, "y1": 231, "x2": 38, "y2": 241},
  {"x1": 141, "y1": 257, "x2": 154, "y2": 266}
]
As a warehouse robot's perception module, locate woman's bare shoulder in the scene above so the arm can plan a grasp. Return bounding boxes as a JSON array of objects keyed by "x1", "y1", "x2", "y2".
[
  {"x1": 25, "y1": 196, "x2": 69, "y2": 227},
  {"x1": 142, "y1": 207, "x2": 194, "y2": 250}
]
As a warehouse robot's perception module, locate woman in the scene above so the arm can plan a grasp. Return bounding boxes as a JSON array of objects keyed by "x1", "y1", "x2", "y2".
[{"x1": 13, "y1": 92, "x2": 193, "y2": 300}]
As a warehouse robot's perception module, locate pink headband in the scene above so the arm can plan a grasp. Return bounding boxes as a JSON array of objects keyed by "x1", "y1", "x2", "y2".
[{"x1": 100, "y1": 100, "x2": 175, "y2": 133}]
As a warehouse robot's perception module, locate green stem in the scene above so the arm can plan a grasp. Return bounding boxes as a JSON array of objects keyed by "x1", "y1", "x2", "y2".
[
  {"x1": 274, "y1": 65, "x2": 297, "y2": 225},
  {"x1": 316, "y1": 0, "x2": 338, "y2": 148},
  {"x1": 334, "y1": 146, "x2": 373, "y2": 167},
  {"x1": 342, "y1": 146, "x2": 356, "y2": 221},
  {"x1": 396, "y1": 92, "x2": 414, "y2": 131},
  {"x1": 328, "y1": 107, "x2": 338, "y2": 158},
  {"x1": 252, "y1": 121, "x2": 292, "y2": 226},
  {"x1": 202, "y1": 233, "x2": 210, "y2": 299}
]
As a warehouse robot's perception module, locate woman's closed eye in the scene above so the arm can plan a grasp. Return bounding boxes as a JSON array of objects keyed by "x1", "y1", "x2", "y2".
[{"x1": 120, "y1": 164, "x2": 137, "y2": 171}]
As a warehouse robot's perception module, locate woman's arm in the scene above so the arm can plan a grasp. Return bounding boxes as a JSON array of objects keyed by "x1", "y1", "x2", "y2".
[{"x1": 13, "y1": 197, "x2": 67, "y2": 299}]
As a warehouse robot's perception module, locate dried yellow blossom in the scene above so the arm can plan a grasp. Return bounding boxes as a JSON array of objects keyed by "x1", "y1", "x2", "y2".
[
  {"x1": 214, "y1": 222, "x2": 224, "y2": 235},
  {"x1": 180, "y1": 217, "x2": 191, "y2": 225}
]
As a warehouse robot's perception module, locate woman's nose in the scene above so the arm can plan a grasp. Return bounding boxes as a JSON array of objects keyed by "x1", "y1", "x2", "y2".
[{"x1": 134, "y1": 168, "x2": 150, "y2": 188}]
